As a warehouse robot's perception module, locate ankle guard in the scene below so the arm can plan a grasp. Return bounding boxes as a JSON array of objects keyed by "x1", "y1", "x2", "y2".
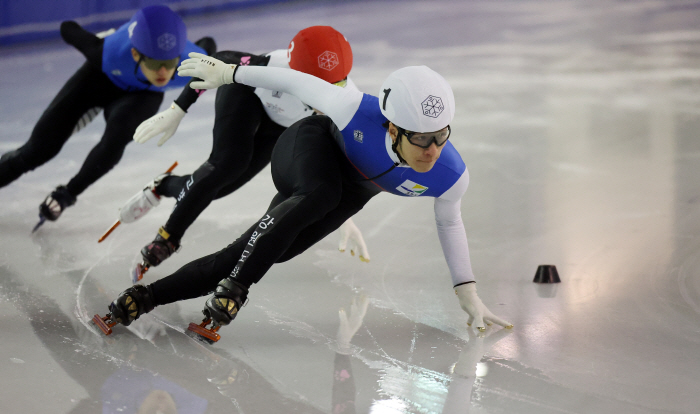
[
  {"x1": 39, "y1": 185, "x2": 77, "y2": 221},
  {"x1": 108, "y1": 285, "x2": 156, "y2": 326},
  {"x1": 204, "y1": 278, "x2": 249, "y2": 327},
  {"x1": 141, "y1": 227, "x2": 180, "y2": 267}
]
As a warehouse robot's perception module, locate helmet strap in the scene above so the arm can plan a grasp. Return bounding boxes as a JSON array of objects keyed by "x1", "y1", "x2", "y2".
[{"x1": 391, "y1": 133, "x2": 408, "y2": 165}]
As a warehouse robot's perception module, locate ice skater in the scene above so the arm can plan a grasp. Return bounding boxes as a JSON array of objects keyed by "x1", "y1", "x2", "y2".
[
  {"x1": 0, "y1": 5, "x2": 216, "y2": 231},
  {"x1": 94, "y1": 52, "x2": 512, "y2": 342},
  {"x1": 111, "y1": 26, "x2": 369, "y2": 282}
]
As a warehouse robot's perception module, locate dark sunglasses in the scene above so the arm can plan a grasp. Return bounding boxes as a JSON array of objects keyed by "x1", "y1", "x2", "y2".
[
  {"x1": 397, "y1": 125, "x2": 451, "y2": 149},
  {"x1": 139, "y1": 54, "x2": 180, "y2": 71}
]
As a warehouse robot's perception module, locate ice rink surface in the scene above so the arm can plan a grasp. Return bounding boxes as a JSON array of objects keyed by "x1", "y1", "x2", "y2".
[{"x1": 2, "y1": 0, "x2": 700, "y2": 412}]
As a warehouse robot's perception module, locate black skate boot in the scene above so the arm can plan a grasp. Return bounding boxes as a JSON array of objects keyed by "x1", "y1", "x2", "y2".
[
  {"x1": 33, "y1": 185, "x2": 77, "y2": 232},
  {"x1": 132, "y1": 227, "x2": 181, "y2": 283},
  {"x1": 187, "y1": 278, "x2": 249, "y2": 343},
  {"x1": 92, "y1": 284, "x2": 156, "y2": 335}
]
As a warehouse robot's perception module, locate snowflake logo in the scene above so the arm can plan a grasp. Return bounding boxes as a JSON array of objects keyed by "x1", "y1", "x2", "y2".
[
  {"x1": 421, "y1": 95, "x2": 444, "y2": 118},
  {"x1": 157, "y1": 33, "x2": 177, "y2": 51},
  {"x1": 318, "y1": 51, "x2": 339, "y2": 71}
]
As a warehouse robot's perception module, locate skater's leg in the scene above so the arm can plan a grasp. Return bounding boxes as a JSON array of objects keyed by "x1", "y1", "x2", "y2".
[
  {"x1": 160, "y1": 84, "x2": 268, "y2": 243},
  {"x1": 64, "y1": 90, "x2": 163, "y2": 196},
  {"x1": 148, "y1": 193, "x2": 287, "y2": 305},
  {"x1": 227, "y1": 116, "x2": 348, "y2": 287},
  {"x1": 0, "y1": 63, "x2": 103, "y2": 188},
  {"x1": 151, "y1": 109, "x2": 282, "y2": 201},
  {"x1": 277, "y1": 185, "x2": 378, "y2": 262},
  {"x1": 212, "y1": 111, "x2": 285, "y2": 199},
  {"x1": 153, "y1": 173, "x2": 191, "y2": 198}
]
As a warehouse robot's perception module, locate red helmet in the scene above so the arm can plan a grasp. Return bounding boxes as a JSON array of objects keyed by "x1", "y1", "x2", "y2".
[{"x1": 287, "y1": 26, "x2": 352, "y2": 84}]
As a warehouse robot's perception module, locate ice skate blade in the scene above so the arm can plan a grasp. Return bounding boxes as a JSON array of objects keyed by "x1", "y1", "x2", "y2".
[
  {"x1": 187, "y1": 321, "x2": 221, "y2": 344},
  {"x1": 92, "y1": 314, "x2": 117, "y2": 335},
  {"x1": 131, "y1": 262, "x2": 149, "y2": 284},
  {"x1": 32, "y1": 215, "x2": 46, "y2": 233}
]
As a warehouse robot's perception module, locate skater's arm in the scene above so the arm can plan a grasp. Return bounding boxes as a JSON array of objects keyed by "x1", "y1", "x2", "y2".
[
  {"x1": 434, "y1": 172, "x2": 474, "y2": 286},
  {"x1": 178, "y1": 53, "x2": 362, "y2": 130},
  {"x1": 60, "y1": 21, "x2": 103, "y2": 68},
  {"x1": 234, "y1": 65, "x2": 362, "y2": 130},
  {"x1": 174, "y1": 50, "x2": 269, "y2": 111},
  {"x1": 435, "y1": 172, "x2": 513, "y2": 331}
]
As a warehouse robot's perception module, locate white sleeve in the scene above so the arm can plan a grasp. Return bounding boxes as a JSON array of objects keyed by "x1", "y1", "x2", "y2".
[
  {"x1": 434, "y1": 171, "x2": 475, "y2": 286},
  {"x1": 235, "y1": 66, "x2": 362, "y2": 130}
]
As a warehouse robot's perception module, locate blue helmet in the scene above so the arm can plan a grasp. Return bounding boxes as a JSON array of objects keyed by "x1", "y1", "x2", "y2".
[{"x1": 128, "y1": 5, "x2": 187, "y2": 60}]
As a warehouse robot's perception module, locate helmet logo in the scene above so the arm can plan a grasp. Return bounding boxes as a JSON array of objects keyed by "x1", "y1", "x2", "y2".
[
  {"x1": 128, "y1": 21, "x2": 137, "y2": 38},
  {"x1": 318, "y1": 51, "x2": 339, "y2": 71},
  {"x1": 421, "y1": 95, "x2": 444, "y2": 118},
  {"x1": 287, "y1": 41, "x2": 294, "y2": 63},
  {"x1": 157, "y1": 33, "x2": 177, "y2": 51}
]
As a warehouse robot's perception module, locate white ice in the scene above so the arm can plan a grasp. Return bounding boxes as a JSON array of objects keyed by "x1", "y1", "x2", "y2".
[{"x1": 1, "y1": 1, "x2": 700, "y2": 413}]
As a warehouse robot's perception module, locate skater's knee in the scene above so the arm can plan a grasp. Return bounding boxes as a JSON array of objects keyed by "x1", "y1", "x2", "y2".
[{"x1": 1, "y1": 148, "x2": 50, "y2": 173}]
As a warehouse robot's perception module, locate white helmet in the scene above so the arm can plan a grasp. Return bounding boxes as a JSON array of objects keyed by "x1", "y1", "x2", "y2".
[{"x1": 379, "y1": 66, "x2": 455, "y2": 133}]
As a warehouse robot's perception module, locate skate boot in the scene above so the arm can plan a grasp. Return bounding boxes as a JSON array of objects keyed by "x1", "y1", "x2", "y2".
[
  {"x1": 188, "y1": 278, "x2": 249, "y2": 343},
  {"x1": 132, "y1": 227, "x2": 181, "y2": 283},
  {"x1": 92, "y1": 284, "x2": 156, "y2": 335},
  {"x1": 118, "y1": 173, "x2": 172, "y2": 224},
  {"x1": 33, "y1": 185, "x2": 77, "y2": 232}
]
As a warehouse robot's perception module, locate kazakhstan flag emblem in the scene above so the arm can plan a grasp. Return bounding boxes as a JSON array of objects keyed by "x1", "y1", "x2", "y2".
[{"x1": 396, "y1": 180, "x2": 428, "y2": 197}]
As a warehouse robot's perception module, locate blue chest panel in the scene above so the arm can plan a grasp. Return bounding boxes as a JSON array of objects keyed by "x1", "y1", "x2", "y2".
[
  {"x1": 338, "y1": 94, "x2": 466, "y2": 198},
  {"x1": 102, "y1": 23, "x2": 203, "y2": 92}
]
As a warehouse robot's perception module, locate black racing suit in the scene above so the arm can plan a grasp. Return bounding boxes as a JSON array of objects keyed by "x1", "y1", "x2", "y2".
[
  {"x1": 0, "y1": 22, "x2": 215, "y2": 198},
  {"x1": 153, "y1": 51, "x2": 287, "y2": 245},
  {"x1": 150, "y1": 115, "x2": 379, "y2": 305}
]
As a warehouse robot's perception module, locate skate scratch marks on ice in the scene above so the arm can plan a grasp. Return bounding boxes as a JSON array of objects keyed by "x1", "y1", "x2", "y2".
[{"x1": 73, "y1": 246, "x2": 112, "y2": 337}]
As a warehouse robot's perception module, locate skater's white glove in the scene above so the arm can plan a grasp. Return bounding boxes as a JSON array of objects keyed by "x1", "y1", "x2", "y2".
[
  {"x1": 338, "y1": 218, "x2": 370, "y2": 262},
  {"x1": 455, "y1": 283, "x2": 513, "y2": 332},
  {"x1": 337, "y1": 294, "x2": 369, "y2": 354},
  {"x1": 178, "y1": 52, "x2": 237, "y2": 90},
  {"x1": 134, "y1": 103, "x2": 186, "y2": 146}
]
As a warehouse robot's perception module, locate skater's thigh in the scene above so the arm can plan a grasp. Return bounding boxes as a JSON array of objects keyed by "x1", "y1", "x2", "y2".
[
  {"x1": 24, "y1": 64, "x2": 107, "y2": 155},
  {"x1": 270, "y1": 115, "x2": 345, "y2": 197},
  {"x1": 277, "y1": 185, "x2": 377, "y2": 262},
  {"x1": 102, "y1": 91, "x2": 164, "y2": 146},
  {"x1": 209, "y1": 84, "x2": 265, "y2": 165},
  {"x1": 213, "y1": 115, "x2": 285, "y2": 199}
]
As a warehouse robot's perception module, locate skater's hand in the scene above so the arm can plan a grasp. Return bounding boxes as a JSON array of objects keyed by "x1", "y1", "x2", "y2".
[
  {"x1": 338, "y1": 218, "x2": 370, "y2": 262},
  {"x1": 178, "y1": 52, "x2": 237, "y2": 89},
  {"x1": 134, "y1": 102, "x2": 186, "y2": 146},
  {"x1": 455, "y1": 283, "x2": 513, "y2": 332},
  {"x1": 337, "y1": 294, "x2": 369, "y2": 354}
]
